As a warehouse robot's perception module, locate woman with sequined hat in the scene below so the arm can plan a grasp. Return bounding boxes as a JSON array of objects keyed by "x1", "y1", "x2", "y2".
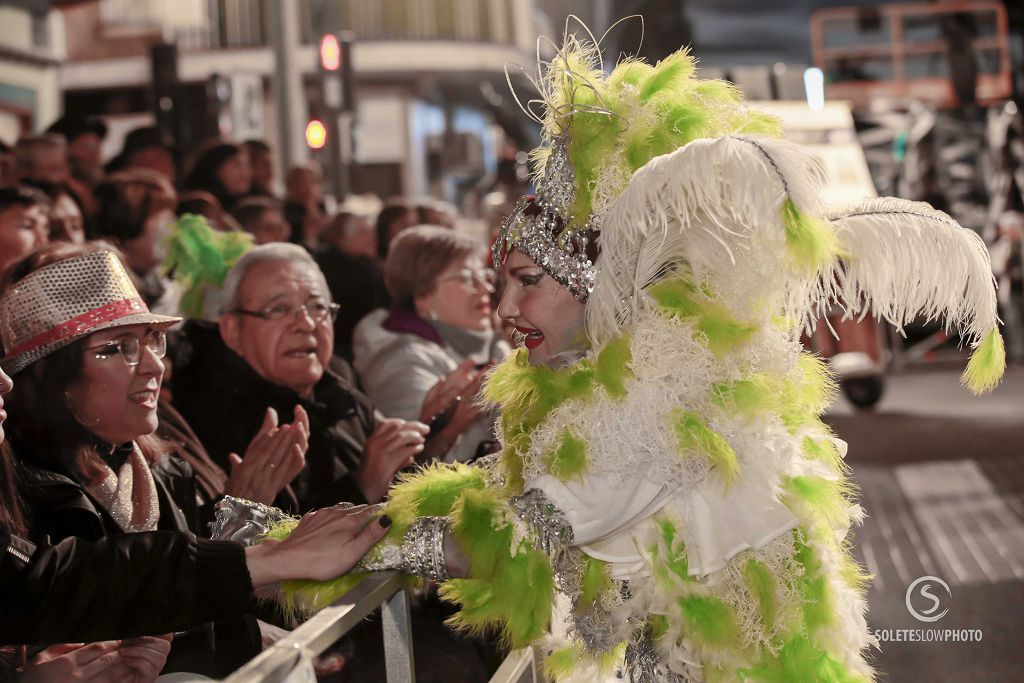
[
  {"x1": 0, "y1": 243, "x2": 264, "y2": 676},
  {"x1": 266, "y1": 25, "x2": 1005, "y2": 683}
]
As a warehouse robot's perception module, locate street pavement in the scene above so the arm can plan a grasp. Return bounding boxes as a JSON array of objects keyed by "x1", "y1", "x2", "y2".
[{"x1": 825, "y1": 363, "x2": 1024, "y2": 683}]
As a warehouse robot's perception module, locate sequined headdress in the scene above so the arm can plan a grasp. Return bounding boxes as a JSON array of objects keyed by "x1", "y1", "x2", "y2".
[
  {"x1": 491, "y1": 30, "x2": 780, "y2": 303},
  {"x1": 493, "y1": 135, "x2": 598, "y2": 301},
  {"x1": 0, "y1": 250, "x2": 181, "y2": 374}
]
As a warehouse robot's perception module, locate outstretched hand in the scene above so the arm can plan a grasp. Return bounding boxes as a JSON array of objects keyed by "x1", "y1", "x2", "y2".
[{"x1": 246, "y1": 504, "x2": 392, "y2": 587}]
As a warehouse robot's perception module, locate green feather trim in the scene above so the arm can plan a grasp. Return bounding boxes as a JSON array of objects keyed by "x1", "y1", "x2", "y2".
[
  {"x1": 793, "y1": 535, "x2": 835, "y2": 635},
  {"x1": 672, "y1": 409, "x2": 739, "y2": 490},
  {"x1": 579, "y1": 555, "x2": 612, "y2": 608},
  {"x1": 440, "y1": 488, "x2": 555, "y2": 647},
  {"x1": 784, "y1": 475, "x2": 857, "y2": 534},
  {"x1": 545, "y1": 429, "x2": 589, "y2": 482},
  {"x1": 648, "y1": 276, "x2": 756, "y2": 355},
  {"x1": 678, "y1": 595, "x2": 742, "y2": 650},
  {"x1": 655, "y1": 516, "x2": 693, "y2": 584},
  {"x1": 741, "y1": 633, "x2": 871, "y2": 683},
  {"x1": 801, "y1": 437, "x2": 848, "y2": 476},
  {"x1": 383, "y1": 462, "x2": 486, "y2": 533},
  {"x1": 594, "y1": 333, "x2": 634, "y2": 398},
  {"x1": 639, "y1": 51, "x2": 697, "y2": 101},
  {"x1": 162, "y1": 213, "x2": 252, "y2": 318},
  {"x1": 712, "y1": 374, "x2": 778, "y2": 415},
  {"x1": 743, "y1": 558, "x2": 778, "y2": 632},
  {"x1": 781, "y1": 198, "x2": 841, "y2": 274},
  {"x1": 649, "y1": 613, "x2": 671, "y2": 640},
  {"x1": 961, "y1": 327, "x2": 1005, "y2": 394},
  {"x1": 263, "y1": 518, "x2": 374, "y2": 617},
  {"x1": 544, "y1": 647, "x2": 579, "y2": 679}
]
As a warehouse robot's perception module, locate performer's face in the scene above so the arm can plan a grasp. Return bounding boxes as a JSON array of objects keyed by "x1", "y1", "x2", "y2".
[{"x1": 497, "y1": 249, "x2": 587, "y2": 365}]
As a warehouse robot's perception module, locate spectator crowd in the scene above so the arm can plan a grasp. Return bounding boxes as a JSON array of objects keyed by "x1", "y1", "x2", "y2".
[{"x1": 0, "y1": 117, "x2": 514, "y2": 681}]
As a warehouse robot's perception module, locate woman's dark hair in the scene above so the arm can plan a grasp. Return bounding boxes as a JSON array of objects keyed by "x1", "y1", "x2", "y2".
[
  {"x1": 93, "y1": 170, "x2": 176, "y2": 243},
  {"x1": 0, "y1": 242, "x2": 166, "y2": 482},
  {"x1": 184, "y1": 142, "x2": 245, "y2": 210},
  {"x1": 0, "y1": 444, "x2": 26, "y2": 536},
  {"x1": 375, "y1": 200, "x2": 412, "y2": 259},
  {"x1": 0, "y1": 184, "x2": 48, "y2": 213}
]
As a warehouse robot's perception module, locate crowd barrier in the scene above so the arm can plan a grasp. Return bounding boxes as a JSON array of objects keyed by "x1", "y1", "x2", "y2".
[{"x1": 223, "y1": 571, "x2": 538, "y2": 683}]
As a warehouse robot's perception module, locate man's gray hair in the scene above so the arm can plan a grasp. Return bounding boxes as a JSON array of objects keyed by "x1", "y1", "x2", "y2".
[{"x1": 220, "y1": 243, "x2": 331, "y2": 314}]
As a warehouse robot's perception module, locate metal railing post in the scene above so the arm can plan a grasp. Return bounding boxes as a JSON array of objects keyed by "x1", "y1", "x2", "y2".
[{"x1": 382, "y1": 585, "x2": 416, "y2": 682}]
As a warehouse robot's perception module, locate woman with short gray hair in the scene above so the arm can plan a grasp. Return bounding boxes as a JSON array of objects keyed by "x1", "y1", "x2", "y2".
[{"x1": 353, "y1": 226, "x2": 509, "y2": 463}]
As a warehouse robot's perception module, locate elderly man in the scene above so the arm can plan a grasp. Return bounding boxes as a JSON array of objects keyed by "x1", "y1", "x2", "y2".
[{"x1": 171, "y1": 243, "x2": 427, "y2": 510}]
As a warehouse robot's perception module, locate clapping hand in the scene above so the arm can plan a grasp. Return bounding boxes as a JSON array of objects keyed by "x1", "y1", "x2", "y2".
[
  {"x1": 225, "y1": 406, "x2": 308, "y2": 504},
  {"x1": 356, "y1": 418, "x2": 429, "y2": 503}
]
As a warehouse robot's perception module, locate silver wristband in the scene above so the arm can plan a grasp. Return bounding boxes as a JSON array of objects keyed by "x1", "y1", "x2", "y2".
[{"x1": 399, "y1": 516, "x2": 452, "y2": 581}]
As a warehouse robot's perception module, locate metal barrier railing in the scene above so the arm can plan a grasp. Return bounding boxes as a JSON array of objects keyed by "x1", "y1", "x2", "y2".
[{"x1": 223, "y1": 571, "x2": 537, "y2": 683}]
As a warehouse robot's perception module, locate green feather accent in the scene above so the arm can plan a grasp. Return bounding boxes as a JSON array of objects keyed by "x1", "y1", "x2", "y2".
[
  {"x1": 743, "y1": 558, "x2": 778, "y2": 632},
  {"x1": 579, "y1": 555, "x2": 612, "y2": 608},
  {"x1": 648, "y1": 276, "x2": 756, "y2": 355},
  {"x1": 649, "y1": 614, "x2": 671, "y2": 640},
  {"x1": 639, "y1": 51, "x2": 696, "y2": 101},
  {"x1": 781, "y1": 198, "x2": 841, "y2": 274},
  {"x1": 801, "y1": 437, "x2": 848, "y2": 476},
  {"x1": 784, "y1": 475, "x2": 857, "y2": 533},
  {"x1": 793, "y1": 535, "x2": 835, "y2": 635},
  {"x1": 741, "y1": 633, "x2": 872, "y2": 683},
  {"x1": 657, "y1": 517, "x2": 692, "y2": 583},
  {"x1": 607, "y1": 59, "x2": 653, "y2": 88},
  {"x1": 545, "y1": 429, "x2": 589, "y2": 482},
  {"x1": 544, "y1": 647, "x2": 579, "y2": 679},
  {"x1": 440, "y1": 488, "x2": 555, "y2": 647},
  {"x1": 594, "y1": 333, "x2": 633, "y2": 398},
  {"x1": 383, "y1": 462, "x2": 486, "y2": 533},
  {"x1": 712, "y1": 374, "x2": 778, "y2": 415},
  {"x1": 678, "y1": 595, "x2": 742, "y2": 650},
  {"x1": 162, "y1": 213, "x2": 252, "y2": 318},
  {"x1": 263, "y1": 518, "x2": 375, "y2": 617},
  {"x1": 672, "y1": 409, "x2": 739, "y2": 489},
  {"x1": 961, "y1": 328, "x2": 1005, "y2": 394}
]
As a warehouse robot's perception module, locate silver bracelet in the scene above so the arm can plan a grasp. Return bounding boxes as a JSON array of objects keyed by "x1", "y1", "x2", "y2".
[
  {"x1": 508, "y1": 488, "x2": 574, "y2": 561},
  {"x1": 399, "y1": 516, "x2": 452, "y2": 581}
]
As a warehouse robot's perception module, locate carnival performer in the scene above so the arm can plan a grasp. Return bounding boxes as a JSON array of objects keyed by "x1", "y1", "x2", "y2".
[{"x1": 268, "y1": 27, "x2": 1005, "y2": 683}]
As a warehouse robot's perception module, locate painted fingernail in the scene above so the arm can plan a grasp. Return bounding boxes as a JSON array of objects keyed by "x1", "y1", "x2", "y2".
[{"x1": 379, "y1": 515, "x2": 392, "y2": 528}]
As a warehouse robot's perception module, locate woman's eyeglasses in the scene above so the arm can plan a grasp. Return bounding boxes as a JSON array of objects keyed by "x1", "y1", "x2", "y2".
[
  {"x1": 89, "y1": 329, "x2": 168, "y2": 366},
  {"x1": 231, "y1": 301, "x2": 341, "y2": 325}
]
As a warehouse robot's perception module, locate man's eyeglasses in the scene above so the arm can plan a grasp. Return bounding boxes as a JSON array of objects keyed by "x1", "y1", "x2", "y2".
[
  {"x1": 89, "y1": 329, "x2": 167, "y2": 366},
  {"x1": 439, "y1": 268, "x2": 497, "y2": 288},
  {"x1": 231, "y1": 301, "x2": 341, "y2": 325}
]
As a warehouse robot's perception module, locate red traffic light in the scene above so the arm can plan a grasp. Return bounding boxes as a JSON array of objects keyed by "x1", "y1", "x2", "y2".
[
  {"x1": 305, "y1": 120, "x2": 327, "y2": 149},
  {"x1": 320, "y1": 34, "x2": 341, "y2": 71}
]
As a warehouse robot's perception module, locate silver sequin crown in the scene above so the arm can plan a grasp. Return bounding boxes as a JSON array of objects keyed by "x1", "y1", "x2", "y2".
[{"x1": 492, "y1": 135, "x2": 598, "y2": 302}]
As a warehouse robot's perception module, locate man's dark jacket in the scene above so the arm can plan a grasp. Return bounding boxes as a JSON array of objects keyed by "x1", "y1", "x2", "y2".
[{"x1": 170, "y1": 320, "x2": 376, "y2": 512}]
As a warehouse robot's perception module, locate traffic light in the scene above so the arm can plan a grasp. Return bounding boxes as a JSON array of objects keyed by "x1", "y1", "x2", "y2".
[
  {"x1": 305, "y1": 119, "x2": 327, "y2": 149},
  {"x1": 308, "y1": 32, "x2": 356, "y2": 197}
]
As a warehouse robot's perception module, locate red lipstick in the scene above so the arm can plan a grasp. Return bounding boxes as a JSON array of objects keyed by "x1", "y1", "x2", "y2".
[{"x1": 516, "y1": 326, "x2": 545, "y2": 349}]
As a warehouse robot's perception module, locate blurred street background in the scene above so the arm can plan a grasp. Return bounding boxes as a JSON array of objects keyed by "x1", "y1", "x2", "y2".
[{"x1": 3, "y1": 1, "x2": 1024, "y2": 681}]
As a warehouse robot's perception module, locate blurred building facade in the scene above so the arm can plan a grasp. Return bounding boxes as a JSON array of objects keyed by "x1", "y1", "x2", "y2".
[
  {"x1": 4, "y1": 0, "x2": 549, "y2": 203},
  {"x1": 0, "y1": 0, "x2": 63, "y2": 143}
]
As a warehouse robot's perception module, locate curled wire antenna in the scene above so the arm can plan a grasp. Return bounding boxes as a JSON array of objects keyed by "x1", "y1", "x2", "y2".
[{"x1": 503, "y1": 16, "x2": 644, "y2": 135}]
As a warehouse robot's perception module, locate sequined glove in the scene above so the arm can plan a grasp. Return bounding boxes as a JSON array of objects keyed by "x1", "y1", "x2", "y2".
[
  {"x1": 210, "y1": 495, "x2": 294, "y2": 546},
  {"x1": 354, "y1": 516, "x2": 452, "y2": 582}
]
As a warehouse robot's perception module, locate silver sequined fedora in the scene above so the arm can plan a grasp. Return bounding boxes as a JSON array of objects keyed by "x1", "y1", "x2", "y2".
[{"x1": 0, "y1": 250, "x2": 181, "y2": 375}]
